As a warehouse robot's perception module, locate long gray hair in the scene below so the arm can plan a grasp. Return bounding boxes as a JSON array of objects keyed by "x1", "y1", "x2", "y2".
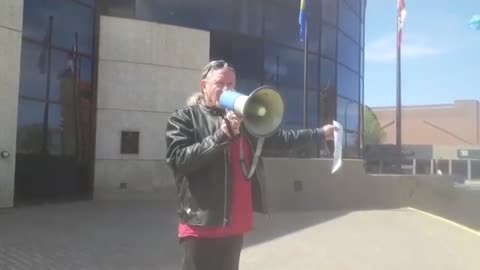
[{"x1": 186, "y1": 60, "x2": 235, "y2": 106}]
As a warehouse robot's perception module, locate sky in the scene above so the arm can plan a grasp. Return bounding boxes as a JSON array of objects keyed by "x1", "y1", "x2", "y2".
[{"x1": 364, "y1": 0, "x2": 480, "y2": 107}]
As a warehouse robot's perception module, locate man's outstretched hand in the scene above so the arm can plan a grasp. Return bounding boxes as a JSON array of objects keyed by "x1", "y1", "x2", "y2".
[{"x1": 322, "y1": 124, "x2": 337, "y2": 141}]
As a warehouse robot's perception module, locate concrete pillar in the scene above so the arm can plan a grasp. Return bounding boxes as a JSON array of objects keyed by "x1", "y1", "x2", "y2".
[
  {"x1": 0, "y1": 0, "x2": 23, "y2": 208},
  {"x1": 430, "y1": 160, "x2": 434, "y2": 175},
  {"x1": 94, "y1": 16, "x2": 210, "y2": 198},
  {"x1": 449, "y1": 160, "x2": 452, "y2": 174},
  {"x1": 412, "y1": 159, "x2": 417, "y2": 174}
]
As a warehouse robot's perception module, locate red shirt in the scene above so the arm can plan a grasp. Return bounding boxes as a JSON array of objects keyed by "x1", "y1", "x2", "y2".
[{"x1": 178, "y1": 135, "x2": 253, "y2": 238}]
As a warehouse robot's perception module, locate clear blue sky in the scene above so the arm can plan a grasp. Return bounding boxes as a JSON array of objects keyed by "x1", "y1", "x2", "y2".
[{"x1": 364, "y1": 0, "x2": 480, "y2": 107}]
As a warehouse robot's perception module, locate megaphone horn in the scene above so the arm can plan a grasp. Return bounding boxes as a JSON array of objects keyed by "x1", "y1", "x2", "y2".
[{"x1": 219, "y1": 86, "x2": 285, "y2": 138}]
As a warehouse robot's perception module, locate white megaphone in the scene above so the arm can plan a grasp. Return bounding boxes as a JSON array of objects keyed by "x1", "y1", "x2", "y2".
[
  {"x1": 219, "y1": 86, "x2": 285, "y2": 179},
  {"x1": 219, "y1": 86, "x2": 285, "y2": 138}
]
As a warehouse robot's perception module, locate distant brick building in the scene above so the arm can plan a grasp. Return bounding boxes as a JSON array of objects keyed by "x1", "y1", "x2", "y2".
[
  {"x1": 369, "y1": 100, "x2": 480, "y2": 180},
  {"x1": 372, "y1": 100, "x2": 480, "y2": 159}
]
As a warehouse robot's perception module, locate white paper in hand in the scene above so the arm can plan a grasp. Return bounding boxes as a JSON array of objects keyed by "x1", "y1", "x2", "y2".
[{"x1": 331, "y1": 120, "x2": 343, "y2": 174}]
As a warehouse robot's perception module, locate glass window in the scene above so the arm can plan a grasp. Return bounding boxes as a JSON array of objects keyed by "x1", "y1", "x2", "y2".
[
  {"x1": 344, "y1": 131, "x2": 359, "y2": 158},
  {"x1": 415, "y1": 160, "x2": 432, "y2": 175},
  {"x1": 337, "y1": 64, "x2": 360, "y2": 101},
  {"x1": 100, "y1": 0, "x2": 135, "y2": 18},
  {"x1": 452, "y1": 160, "x2": 469, "y2": 181},
  {"x1": 322, "y1": 0, "x2": 338, "y2": 25},
  {"x1": 233, "y1": 0, "x2": 263, "y2": 37},
  {"x1": 264, "y1": 53, "x2": 279, "y2": 86},
  {"x1": 232, "y1": 37, "x2": 264, "y2": 80},
  {"x1": 345, "y1": 0, "x2": 361, "y2": 15},
  {"x1": 48, "y1": 49, "x2": 92, "y2": 102},
  {"x1": 279, "y1": 86, "x2": 303, "y2": 129},
  {"x1": 307, "y1": 89, "x2": 319, "y2": 128},
  {"x1": 48, "y1": 84, "x2": 93, "y2": 158},
  {"x1": 16, "y1": 99, "x2": 45, "y2": 154},
  {"x1": 320, "y1": 24, "x2": 337, "y2": 59},
  {"x1": 307, "y1": 15, "x2": 320, "y2": 53},
  {"x1": 308, "y1": 54, "x2": 319, "y2": 89},
  {"x1": 277, "y1": 88, "x2": 319, "y2": 129},
  {"x1": 78, "y1": 70, "x2": 94, "y2": 162},
  {"x1": 135, "y1": 0, "x2": 234, "y2": 32},
  {"x1": 320, "y1": 58, "x2": 336, "y2": 91},
  {"x1": 77, "y1": 0, "x2": 95, "y2": 7},
  {"x1": 319, "y1": 58, "x2": 337, "y2": 124},
  {"x1": 263, "y1": 44, "x2": 318, "y2": 129},
  {"x1": 436, "y1": 160, "x2": 449, "y2": 175},
  {"x1": 48, "y1": 51, "x2": 78, "y2": 156},
  {"x1": 264, "y1": 3, "x2": 301, "y2": 49},
  {"x1": 267, "y1": 0, "x2": 298, "y2": 8},
  {"x1": 337, "y1": 97, "x2": 359, "y2": 131},
  {"x1": 23, "y1": 0, "x2": 94, "y2": 54},
  {"x1": 339, "y1": 0, "x2": 360, "y2": 43},
  {"x1": 19, "y1": 41, "x2": 47, "y2": 100},
  {"x1": 361, "y1": 0, "x2": 366, "y2": 22},
  {"x1": 301, "y1": 0, "x2": 321, "y2": 54},
  {"x1": 263, "y1": 44, "x2": 303, "y2": 88},
  {"x1": 361, "y1": 22, "x2": 365, "y2": 49},
  {"x1": 338, "y1": 32, "x2": 360, "y2": 71},
  {"x1": 211, "y1": 31, "x2": 264, "y2": 81},
  {"x1": 49, "y1": 48, "x2": 75, "y2": 102},
  {"x1": 471, "y1": 160, "x2": 480, "y2": 180},
  {"x1": 48, "y1": 103, "x2": 71, "y2": 156},
  {"x1": 236, "y1": 79, "x2": 262, "y2": 95},
  {"x1": 78, "y1": 56, "x2": 93, "y2": 83}
]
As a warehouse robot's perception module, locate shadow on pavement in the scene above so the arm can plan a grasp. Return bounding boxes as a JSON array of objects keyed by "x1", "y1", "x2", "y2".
[
  {"x1": 0, "y1": 200, "x2": 355, "y2": 270},
  {"x1": 244, "y1": 210, "x2": 351, "y2": 248}
]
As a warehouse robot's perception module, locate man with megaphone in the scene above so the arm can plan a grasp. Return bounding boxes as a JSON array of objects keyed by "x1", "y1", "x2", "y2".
[{"x1": 165, "y1": 60, "x2": 336, "y2": 270}]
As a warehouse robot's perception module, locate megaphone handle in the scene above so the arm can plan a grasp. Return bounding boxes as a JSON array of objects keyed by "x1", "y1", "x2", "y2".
[
  {"x1": 240, "y1": 137, "x2": 264, "y2": 179},
  {"x1": 223, "y1": 115, "x2": 236, "y2": 139}
]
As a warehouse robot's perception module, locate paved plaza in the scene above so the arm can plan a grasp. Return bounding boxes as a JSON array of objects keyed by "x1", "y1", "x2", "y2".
[{"x1": 0, "y1": 200, "x2": 479, "y2": 270}]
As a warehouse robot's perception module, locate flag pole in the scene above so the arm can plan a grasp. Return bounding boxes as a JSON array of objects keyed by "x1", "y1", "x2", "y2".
[
  {"x1": 73, "y1": 32, "x2": 80, "y2": 160},
  {"x1": 41, "y1": 16, "x2": 53, "y2": 155},
  {"x1": 396, "y1": 27, "x2": 402, "y2": 173},
  {"x1": 396, "y1": 0, "x2": 404, "y2": 174},
  {"x1": 299, "y1": 0, "x2": 310, "y2": 129},
  {"x1": 303, "y1": 13, "x2": 309, "y2": 129}
]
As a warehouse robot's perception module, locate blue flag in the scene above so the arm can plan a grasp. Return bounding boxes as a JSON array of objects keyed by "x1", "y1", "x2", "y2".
[{"x1": 299, "y1": 0, "x2": 308, "y2": 41}]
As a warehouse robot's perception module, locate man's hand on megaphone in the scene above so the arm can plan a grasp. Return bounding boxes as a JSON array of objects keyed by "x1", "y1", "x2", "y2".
[
  {"x1": 222, "y1": 111, "x2": 243, "y2": 138},
  {"x1": 322, "y1": 124, "x2": 336, "y2": 141}
]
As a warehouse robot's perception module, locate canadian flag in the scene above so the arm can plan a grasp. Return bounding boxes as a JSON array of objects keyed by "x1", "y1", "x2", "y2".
[{"x1": 397, "y1": 0, "x2": 406, "y2": 48}]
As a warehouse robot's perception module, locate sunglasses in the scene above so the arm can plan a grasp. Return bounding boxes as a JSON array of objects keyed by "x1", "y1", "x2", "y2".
[{"x1": 201, "y1": 60, "x2": 235, "y2": 80}]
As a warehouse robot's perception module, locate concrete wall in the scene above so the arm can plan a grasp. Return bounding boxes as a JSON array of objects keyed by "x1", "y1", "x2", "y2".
[
  {"x1": 0, "y1": 0, "x2": 23, "y2": 208},
  {"x1": 262, "y1": 158, "x2": 454, "y2": 211},
  {"x1": 263, "y1": 158, "x2": 480, "y2": 230},
  {"x1": 94, "y1": 16, "x2": 209, "y2": 199}
]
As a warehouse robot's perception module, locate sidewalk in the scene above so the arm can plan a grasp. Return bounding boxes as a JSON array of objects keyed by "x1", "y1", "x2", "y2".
[{"x1": 0, "y1": 200, "x2": 479, "y2": 269}]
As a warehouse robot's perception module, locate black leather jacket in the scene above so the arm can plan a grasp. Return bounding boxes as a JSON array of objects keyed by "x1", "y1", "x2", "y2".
[{"x1": 165, "y1": 103, "x2": 325, "y2": 227}]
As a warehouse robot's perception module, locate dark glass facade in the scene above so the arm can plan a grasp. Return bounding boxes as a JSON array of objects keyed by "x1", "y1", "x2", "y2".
[
  {"x1": 16, "y1": 0, "x2": 96, "y2": 201},
  {"x1": 15, "y1": 0, "x2": 365, "y2": 201},
  {"x1": 100, "y1": 0, "x2": 366, "y2": 158}
]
